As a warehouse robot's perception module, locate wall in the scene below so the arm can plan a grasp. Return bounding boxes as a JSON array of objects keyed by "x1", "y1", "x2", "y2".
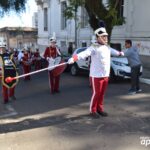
[{"x1": 36, "y1": 0, "x2": 93, "y2": 53}]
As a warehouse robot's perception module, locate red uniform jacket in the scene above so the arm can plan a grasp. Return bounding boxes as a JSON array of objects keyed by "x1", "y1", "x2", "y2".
[
  {"x1": 34, "y1": 51, "x2": 40, "y2": 58},
  {"x1": 43, "y1": 46, "x2": 60, "y2": 59},
  {"x1": 22, "y1": 53, "x2": 31, "y2": 66}
]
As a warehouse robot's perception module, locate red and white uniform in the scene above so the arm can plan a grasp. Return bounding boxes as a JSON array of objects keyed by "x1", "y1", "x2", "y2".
[
  {"x1": 21, "y1": 52, "x2": 32, "y2": 80},
  {"x1": 76, "y1": 43, "x2": 121, "y2": 113},
  {"x1": 43, "y1": 46, "x2": 61, "y2": 93}
]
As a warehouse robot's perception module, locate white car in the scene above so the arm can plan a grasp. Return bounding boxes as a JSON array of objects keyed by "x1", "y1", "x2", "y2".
[
  {"x1": 70, "y1": 47, "x2": 142, "y2": 80},
  {"x1": 70, "y1": 47, "x2": 89, "y2": 75}
]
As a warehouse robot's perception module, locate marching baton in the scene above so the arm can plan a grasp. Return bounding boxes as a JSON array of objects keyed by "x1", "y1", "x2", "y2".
[{"x1": 5, "y1": 62, "x2": 68, "y2": 83}]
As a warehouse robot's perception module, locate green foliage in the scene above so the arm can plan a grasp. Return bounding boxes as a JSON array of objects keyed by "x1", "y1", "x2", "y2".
[
  {"x1": 0, "y1": 0, "x2": 27, "y2": 16},
  {"x1": 65, "y1": 0, "x2": 125, "y2": 37},
  {"x1": 64, "y1": 6, "x2": 75, "y2": 19},
  {"x1": 105, "y1": 7, "x2": 124, "y2": 26},
  {"x1": 64, "y1": 0, "x2": 85, "y2": 19}
]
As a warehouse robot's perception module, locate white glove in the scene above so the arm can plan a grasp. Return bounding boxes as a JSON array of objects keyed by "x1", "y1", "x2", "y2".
[
  {"x1": 46, "y1": 57, "x2": 49, "y2": 61},
  {"x1": 68, "y1": 58, "x2": 75, "y2": 64},
  {"x1": 47, "y1": 57, "x2": 53, "y2": 61},
  {"x1": 119, "y1": 52, "x2": 124, "y2": 56},
  {"x1": 50, "y1": 57, "x2": 55, "y2": 63},
  {"x1": 48, "y1": 57, "x2": 55, "y2": 70}
]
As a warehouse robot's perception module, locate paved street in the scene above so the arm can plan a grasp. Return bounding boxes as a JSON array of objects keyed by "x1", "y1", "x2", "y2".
[{"x1": 0, "y1": 71, "x2": 150, "y2": 150}]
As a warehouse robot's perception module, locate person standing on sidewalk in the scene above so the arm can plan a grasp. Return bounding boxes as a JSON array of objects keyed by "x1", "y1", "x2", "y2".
[
  {"x1": 68, "y1": 25, "x2": 123, "y2": 118},
  {"x1": 123, "y1": 39, "x2": 142, "y2": 94},
  {"x1": 0, "y1": 44, "x2": 18, "y2": 104}
]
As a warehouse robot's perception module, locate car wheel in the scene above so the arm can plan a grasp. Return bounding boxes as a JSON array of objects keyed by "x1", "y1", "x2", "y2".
[{"x1": 70, "y1": 64, "x2": 78, "y2": 76}]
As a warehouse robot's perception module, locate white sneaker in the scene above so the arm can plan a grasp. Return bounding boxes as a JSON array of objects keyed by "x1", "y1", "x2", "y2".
[{"x1": 136, "y1": 89, "x2": 142, "y2": 93}]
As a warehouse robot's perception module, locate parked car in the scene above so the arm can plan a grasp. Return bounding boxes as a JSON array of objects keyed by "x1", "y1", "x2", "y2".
[
  {"x1": 69, "y1": 47, "x2": 89, "y2": 75},
  {"x1": 69, "y1": 47, "x2": 143, "y2": 80},
  {"x1": 110, "y1": 56, "x2": 142, "y2": 80},
  {"x1": 61, "y1": 52, "x2": 71, "y2": 72}
]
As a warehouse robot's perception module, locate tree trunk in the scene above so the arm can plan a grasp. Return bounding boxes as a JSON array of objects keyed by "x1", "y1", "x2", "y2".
[{"x1": 84, "y1": 0, "x2": 114, "y2": 40}]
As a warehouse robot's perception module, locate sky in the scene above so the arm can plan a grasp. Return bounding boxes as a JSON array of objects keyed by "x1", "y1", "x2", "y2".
[{"x1": 0, "y1": 0, "x2": 37, "y2": 28}]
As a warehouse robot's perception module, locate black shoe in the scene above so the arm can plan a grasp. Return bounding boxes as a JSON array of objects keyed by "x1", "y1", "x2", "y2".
[
  {"x1": 136, "y1": 88, "x2": 142, "y2": 93},
  {"x1": 89, "y1": 112, "x2": 100, "y2": 119},
  {"x1": 128, "y1": 89, "x2": 136, "y2": 95},
  {"x1": 3, "y1": 100, "x2": 9, "y2": 104},
  {"x1": 54, "y1": 90, "x2": 60, "y2": 93},
  {"x1": 10, "y1": 96, "x2": 16, "y2": 100},
  {"x1": 97, "y1": 111, "x2": 108, "y2": 117},
  {"x1": 51, "y1": 91, "x2": 55, "y2": 95}
]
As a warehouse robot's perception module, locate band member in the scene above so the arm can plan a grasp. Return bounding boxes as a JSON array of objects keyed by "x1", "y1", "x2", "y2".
[
  {"x1": 21, "y1": 48, "x2": 32, "y2": 81},
  {"x1": 43, "y1": 37, "x2": 61, "y2": 94},
  {"x1": 33, "y1": 48, "x2": 42, "y2": 70},
  {"x1": 0, "y1": 44, "x2": 18, "y2": 104},
  {"x1": 13, "y1": 49, "x2": 19, "y2": 66},
  {"x1": 68, "y1": 22, "x2": 123, "y2": 118}
]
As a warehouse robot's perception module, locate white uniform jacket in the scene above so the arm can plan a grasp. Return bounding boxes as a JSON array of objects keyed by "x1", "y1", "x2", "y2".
[{"x1": 77, "y1": 43, "x2": 120, "y2": 78}]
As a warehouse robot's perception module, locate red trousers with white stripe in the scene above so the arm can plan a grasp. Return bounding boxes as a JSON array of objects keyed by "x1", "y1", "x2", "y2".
[
  {"x1": 90, "y1": 77, "x2": 109, "y2": 113},
  {"x1": 2, "y1": 85, "x2": 15, "y2": 102}
]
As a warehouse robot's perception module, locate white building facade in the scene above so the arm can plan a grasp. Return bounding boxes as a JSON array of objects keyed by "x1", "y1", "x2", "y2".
[
  {"x1": 111, "y1": 0, "x2": 150, "y2": 68},
  {"x1": 32, "y1": 12, "x2": 38, "y2": 28},
  {"x1": 35, "y1": 0, "x2": 150, "y2": 67},
  {"x1": 35, "y1": 0, "x2": 93, "y2": 53}
]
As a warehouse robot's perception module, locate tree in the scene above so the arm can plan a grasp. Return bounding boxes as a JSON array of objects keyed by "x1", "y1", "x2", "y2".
[
  {"x1": 65, "y1": 0, "x2": 125, "y2": 39},
  {"x1": 0, "y1": 0, "x2": 27, "y2": 16},
  {"x1": 64, "y1": 0, "x2": 85, "y2": 48}
]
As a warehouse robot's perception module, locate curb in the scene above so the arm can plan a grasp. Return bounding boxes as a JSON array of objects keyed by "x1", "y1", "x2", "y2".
[{"x1": 140, "y1": 78, "x2": 150, "y2": 85}]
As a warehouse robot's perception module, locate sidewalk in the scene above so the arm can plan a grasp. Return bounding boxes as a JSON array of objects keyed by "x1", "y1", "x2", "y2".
[{"x1": 140, "y1": 67, "x2": 150, "y2": 85}]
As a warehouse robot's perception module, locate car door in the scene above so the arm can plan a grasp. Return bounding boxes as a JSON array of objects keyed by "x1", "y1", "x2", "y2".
[{"x1": 76, "y1": 48, "x2": 90, "y2": 70}]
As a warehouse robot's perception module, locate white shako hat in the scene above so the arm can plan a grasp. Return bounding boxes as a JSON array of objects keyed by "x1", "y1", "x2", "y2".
[
  {"x1": 0, "y1": 41, "x2": 6, "y2": 48},
  {"x1": 94, "y1": 20, "x2": 108, "y2": 36},
  {"x1": 49, "y1": 37, "x2": 56, "y2": 43},
  {"x1": 49, "y1": 32, "x2": 57, "y2": 42}
]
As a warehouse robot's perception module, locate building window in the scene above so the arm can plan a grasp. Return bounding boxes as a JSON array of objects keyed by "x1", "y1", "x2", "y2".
[
  {"x1": 61, "y1": 1, "x2": 67, "y2": 30},
  {"x1": 44, "y1": 7, "x2": 48, "y2": 31},
  {"x1": 110, "y1": 43, "x2": 121, "y2": 52},
  {"x1": 80, "y1": 7, "x2": 89, "y2": 28},
  {"x1": 117, "y1": 0, "x2": 124, "y2": 18},
  {"x1": 82, "y1": 41, "x2": 87, "y2": 47}
]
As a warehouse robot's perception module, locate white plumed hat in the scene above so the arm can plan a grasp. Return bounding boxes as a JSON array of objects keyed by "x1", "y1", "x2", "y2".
[
  {"x1": 49, "y1": 37, "x2": 56, "y2": 43},
  {"x1": 94, "y1": 20, "x2": 108, "y2": 36}
]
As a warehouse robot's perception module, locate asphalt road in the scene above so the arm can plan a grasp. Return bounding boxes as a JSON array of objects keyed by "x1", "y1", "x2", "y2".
[{"x1": 0, "y1": 71, "x2": 150, "y2": 150}]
